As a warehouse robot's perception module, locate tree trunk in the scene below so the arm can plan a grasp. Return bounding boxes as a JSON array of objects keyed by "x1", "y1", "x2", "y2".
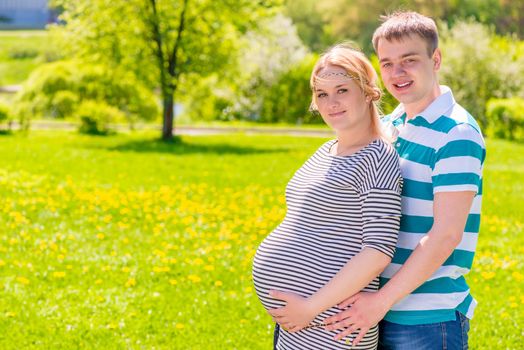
[{"x1": 162, "y1": 92, "x2": 174, "y2": 141}]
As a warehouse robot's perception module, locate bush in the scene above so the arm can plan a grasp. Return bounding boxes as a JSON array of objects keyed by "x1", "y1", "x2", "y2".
[
  {"x1": 260, "y1": 54, "x2": 319, "y2": 124},
  {"x1": 76, "y1": 100, "x2": 125, "y2": 135},
  {"x1": 13, "y1": 60, "x2": 159, "y2": 128},
  {"x1": 0, "y1": 102, "x2": 11, "y2": 125},
  {"x1": 52, "y1": 91, "x2": 79, "y2": 119},
  {"x1": 439, "y1": 21, "x2": 524, "y2": 128},
  {"x1": 486, "y1": 98, "x2": 524, "y2": 141}
]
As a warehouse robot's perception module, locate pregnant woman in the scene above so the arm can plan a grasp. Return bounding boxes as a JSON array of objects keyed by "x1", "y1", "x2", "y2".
[{"x1": 252, "y1": 44, "x2": 402, "y2": 350}]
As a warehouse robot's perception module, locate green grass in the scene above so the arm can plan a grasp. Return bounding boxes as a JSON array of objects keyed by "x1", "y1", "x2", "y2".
[
  {"x1": 0, "y1": 131, "x2": 522, "y2": 349},
  {"x1": 0, "y1": 30, "x2": 55, "y2": 86}
]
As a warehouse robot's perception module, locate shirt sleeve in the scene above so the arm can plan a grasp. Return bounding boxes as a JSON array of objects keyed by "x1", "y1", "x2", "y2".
[
  {"x1": 361, "y1": 144, "x2": 403, "y2": 258},
  {"x1": 432, "y1": 123, "x2": 485, "y2": 194}
]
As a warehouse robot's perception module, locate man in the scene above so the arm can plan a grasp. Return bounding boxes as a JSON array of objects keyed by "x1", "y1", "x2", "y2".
[{"x1": 324, "y1": 11, "x2": 485, "y2": 349}]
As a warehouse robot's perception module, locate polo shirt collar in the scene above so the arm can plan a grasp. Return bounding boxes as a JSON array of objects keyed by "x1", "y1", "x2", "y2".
[{"x1": 390, "y1": 85, "x2": 456, "y2": 124}]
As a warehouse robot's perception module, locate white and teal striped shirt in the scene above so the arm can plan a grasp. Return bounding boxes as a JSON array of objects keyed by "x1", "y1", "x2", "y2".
[{"x1": 380, "y1": 86, "x2": 485, "y2": 325}]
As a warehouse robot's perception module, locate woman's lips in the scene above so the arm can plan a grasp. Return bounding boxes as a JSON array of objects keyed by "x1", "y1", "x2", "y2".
[{"x1": 329, "y1": 111, "x2": 346, "y2": 117}]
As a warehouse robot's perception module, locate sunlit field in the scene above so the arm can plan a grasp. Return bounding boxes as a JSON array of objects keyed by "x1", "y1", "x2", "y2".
[{"x1": 0, "y1": 131, "x2": 522, "y2": 349}]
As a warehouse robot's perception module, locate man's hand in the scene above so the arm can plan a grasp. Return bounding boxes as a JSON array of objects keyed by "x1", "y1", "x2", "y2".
[
  {"x1": 267, "y1": 290, "x2": 316, "y2": 333},
  {"x1": 323, "y1": 292, "x2": 391, "y2": 346}
]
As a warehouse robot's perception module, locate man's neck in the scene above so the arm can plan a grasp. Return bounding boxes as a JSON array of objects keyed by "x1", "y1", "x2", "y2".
[{"x1": 404, "y1": 84, "x2": 442, "y2": 120}]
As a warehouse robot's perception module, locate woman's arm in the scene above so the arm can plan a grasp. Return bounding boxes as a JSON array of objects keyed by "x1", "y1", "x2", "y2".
[{"x1": 268, "y1": 247, "x2": 391, "y2": 331}]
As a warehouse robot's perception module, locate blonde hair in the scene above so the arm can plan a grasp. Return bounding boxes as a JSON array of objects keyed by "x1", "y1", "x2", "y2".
[{"x1": 310, "y1": 43, "x2": 384, "y2": 139}]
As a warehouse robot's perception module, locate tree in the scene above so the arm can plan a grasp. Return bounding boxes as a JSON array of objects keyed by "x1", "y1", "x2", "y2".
[{"x1": 53, "y1": 0, "x2": 282, "y2": 140}]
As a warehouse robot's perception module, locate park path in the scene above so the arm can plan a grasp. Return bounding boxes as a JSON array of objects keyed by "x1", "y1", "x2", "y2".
[{"x1": 12, "y1": 120, "x2": 334, "y2": 137}]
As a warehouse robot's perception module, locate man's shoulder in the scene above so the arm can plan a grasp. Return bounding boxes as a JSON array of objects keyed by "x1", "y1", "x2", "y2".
[{"x1": 436, "y1": 102, "x2": 482, "y2": 136}]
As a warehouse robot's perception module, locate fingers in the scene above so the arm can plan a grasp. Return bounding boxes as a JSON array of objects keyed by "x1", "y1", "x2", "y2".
[
  {"x1": 269, "y1": 290, "x2": 288, "y2": 301},
  {"x1": 352, "y1": 328, "x2": 369, "y2": 347},
  {"x1": 323, "y1": 309, "x2": 350, "y2": 326},
  {"x1": 324, "y1": 315, "x2": 353, "y2": 331},
  {"x1": 333, "y1": 323, "x2": 358, "y2": 341},
  {"x1": 267, "y1": 307, "x2": 285, "y2": 318},
  {"x1": 338, "y1": 294, "x2": 359, "y2": 309}
]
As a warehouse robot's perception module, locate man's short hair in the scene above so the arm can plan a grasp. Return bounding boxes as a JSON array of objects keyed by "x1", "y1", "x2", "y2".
[{"x1": 372, "y1": 11, "x2": 438, "y2": 57}]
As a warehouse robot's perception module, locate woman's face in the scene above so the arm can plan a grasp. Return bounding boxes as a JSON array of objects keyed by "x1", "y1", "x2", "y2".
[{"x1": 314, "y1": 65, "x2": 371, "y2": 133}]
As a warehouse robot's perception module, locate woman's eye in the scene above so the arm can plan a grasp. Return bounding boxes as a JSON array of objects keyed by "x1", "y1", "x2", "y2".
[
  {"x1": 337, "y1": 89, "x2": 348, "y2": 94},
  {"x1": 317, "y1": 92, "x2": 327, "y2": 98}
]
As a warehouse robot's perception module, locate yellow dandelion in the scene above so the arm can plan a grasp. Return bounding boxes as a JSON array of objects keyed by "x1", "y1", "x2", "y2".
[
  {"x1": 17, "y1": 276, "x2": 30, "y2": 285},
  {"x1": 53, "y1": 271, "x2": 66, "y2": 278},
  {"x1": 153, "y1": 266, "x2": 170, "y2": 273},
  {"x1": 0, "y1": 260, "x2": 5, "y2": 267},
  {"x1": 121, "y1": 267, "x2": 130, "y2": 273},
  {"x1": 125, "y1": 278, "x2": 136, "y2": 288},
  {"x1": 97, "y1": 233, "x2": 105, "y2": 240},
  {"x1": 204, "y1": 265, "x2": 215, "y2": 271},
  {"x1": 6, "y1": 311, "x2": 16, "y2": 318},
  {"x1": 481, "y1": 271, "x2": 495, "y2": 280},
  {"x1": 512, "y1": 271, "x2": 524, "y2": 282},
  {"x1": 187, "y1": 275, "x2": 201, "y2": 283},
  {"x1": 169, "y1": 279, "x2": 178, "y2": 286},
  {"x1": 175, "y1": 323, "x2": 185, "y2": 329},
  {"x1": 214, "y1": 281, "x2": 223, "y2": 287},
  {"x1": 95, "y1": 279, "x2": 103, "y2": 285}
]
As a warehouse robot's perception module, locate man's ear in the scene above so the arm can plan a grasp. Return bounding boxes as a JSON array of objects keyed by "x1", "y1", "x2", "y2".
[{"x1": 432, "y1": 48, "x2": 442, "y2": 71}]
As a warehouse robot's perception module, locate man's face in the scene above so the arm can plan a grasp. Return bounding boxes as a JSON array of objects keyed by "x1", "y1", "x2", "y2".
[{"x1": 377, "y1": 35, "x2": 441, "y2": 113}]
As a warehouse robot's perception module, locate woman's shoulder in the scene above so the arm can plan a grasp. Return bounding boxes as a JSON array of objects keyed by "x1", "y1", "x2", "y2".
[{"x1": 366, "y1": 138, "x2": 398, "y2": 161}]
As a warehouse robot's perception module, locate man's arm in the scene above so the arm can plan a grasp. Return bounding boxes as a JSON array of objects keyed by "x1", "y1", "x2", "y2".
[{"x1": 324, "y1": 191, "x2": 475, "y2": 345}]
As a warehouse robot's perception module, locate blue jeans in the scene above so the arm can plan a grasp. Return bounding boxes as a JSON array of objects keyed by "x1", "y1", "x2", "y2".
[
  {"x1": 378, "y1": 311, "x2": 470, "y2": 350},
  {"x1": 273, "y1": 323, "x2": 280, "y2": 350}
]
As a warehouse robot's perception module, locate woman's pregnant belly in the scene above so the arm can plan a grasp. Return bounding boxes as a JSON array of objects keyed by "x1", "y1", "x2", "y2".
[{"x1": 252, "y1": 223, "x2": 360, "y2": 316}]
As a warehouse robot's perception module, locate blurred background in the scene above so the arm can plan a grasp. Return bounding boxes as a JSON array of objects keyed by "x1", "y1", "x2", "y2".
[{"x1": 0, "y1": 0, "x2": 522, "y2": 140}]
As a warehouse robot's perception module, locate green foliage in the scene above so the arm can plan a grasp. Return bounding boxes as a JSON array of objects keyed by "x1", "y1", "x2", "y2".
[
  {"x1": 53, "y1": 0, "x2": 283, "y2": 139},
  {"x1": 76, "y1": 100, "x2": 124, "y2": 135},
  {"x1": 0, "y1": 101, "x2": 11, "y2": 124},
  {"x1": 260, "y1": 54, "x2": 319, "y2": 124},
  {"x1": 182, "y1": 75, "x2": 233, "y2": 122},
  {"x1": 486, "y1": 98, "x2": 524, "y2": 141},
  {"x1": 285, "y1": 0, "x2": 524, "y2": 54},
  {"x1": 52, "y1": 91, "x2": 79, "y2": 119},
  {"x1": 182, "y1": 14, "x2": 309, "y2": 123},
  {"x1": 439, "y1": 21, "x2": 524, "y2": 128},
  {"x1": 13, "y1": 60, "x2": 159, "y2": 128}
]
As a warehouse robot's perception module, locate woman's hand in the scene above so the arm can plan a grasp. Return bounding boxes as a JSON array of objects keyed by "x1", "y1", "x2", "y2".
[{"x1": 267, "y1": 290, "x2": 317, "y2": 333}]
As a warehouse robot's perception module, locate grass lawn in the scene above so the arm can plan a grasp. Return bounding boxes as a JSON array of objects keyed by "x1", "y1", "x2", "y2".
[
  {"x1": 0, "y1": 131, "x2": 522, "y2": 349},
  {"x1": 0, "y1": 30, "x2": 54, "y2": 86}
]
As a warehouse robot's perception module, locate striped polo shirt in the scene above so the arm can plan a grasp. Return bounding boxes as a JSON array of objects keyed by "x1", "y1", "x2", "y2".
[{"x1": 380, "y1": 86, "x2": 485, "y2": 325}]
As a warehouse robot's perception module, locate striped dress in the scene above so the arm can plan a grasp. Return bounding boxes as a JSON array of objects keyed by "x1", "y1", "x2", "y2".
[{"x1": 253, "y1": 139, "x2": 402, "y2": 350}]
